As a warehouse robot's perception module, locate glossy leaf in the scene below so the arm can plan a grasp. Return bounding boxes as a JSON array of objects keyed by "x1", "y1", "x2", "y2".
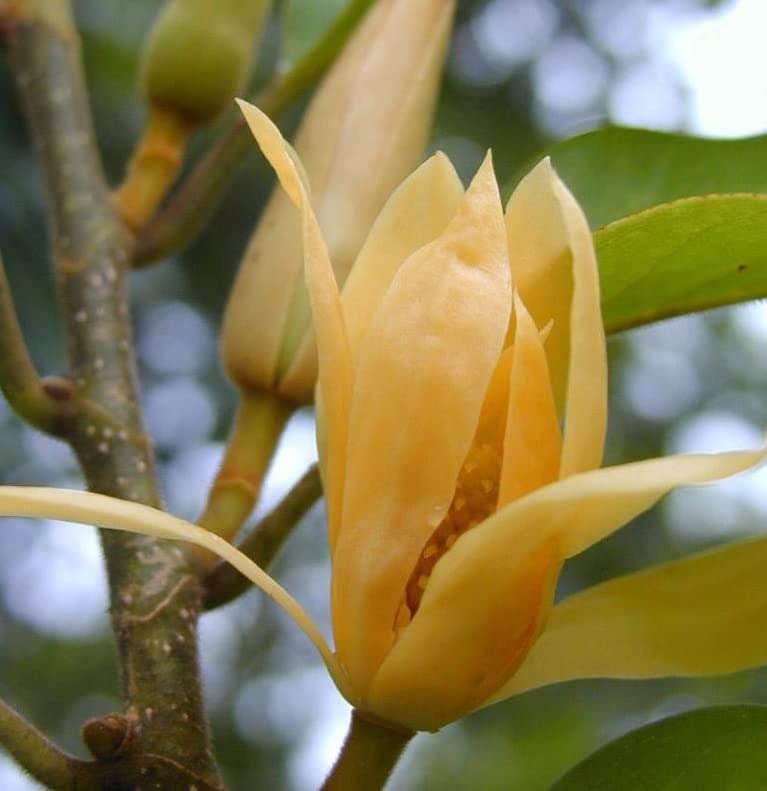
[
  {"x1": 552, "y1": 704, "x2": 767, "y2": 791},
  {"x1": 547, "y1": 127, "x2": 767, "y2": 228},
  {"x1": 596, "y1": 194, "x2": 767, "y2": 333},
  {"x1": 521, "y1": 128, "x2": 767, "y2": 333}
]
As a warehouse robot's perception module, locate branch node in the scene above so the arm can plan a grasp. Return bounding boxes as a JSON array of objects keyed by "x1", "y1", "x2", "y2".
[{"x1": 82, "y1": 713, "x2": 136, "y2": 761}]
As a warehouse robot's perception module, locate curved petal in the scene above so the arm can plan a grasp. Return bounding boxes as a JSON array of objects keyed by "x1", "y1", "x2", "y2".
[
  {"x1": 367, "y1": 529, "x2": 562, "y2": 731},
  {"x1": 365, "y1": 446, "x2": 767, "y2": 727},
  {"x1": 342, "y1": 152, "x2": 464, "y2": 363},
  {"x1": 498, "y1": 293, "x2": 561, "y2": 506},
  {"x1": 554, "y1": 175, "x2": 606, "y2": 478},
  {"x1": 0, "y1": 486, "x2": 355, "y2": 704},
  {"x1": 504, "y1": 160, "x2": 606, "y2": 475},
  {"x1": 504, "y1": 159, "x2": 571, "y2": 409},
  {"x1": 332, "y1": 154, "x2": 512, "y2": 695},
  {"x1": 490, "y1": 447, "x2": 767, "y2": 562},
  {"x1": 492, "y1": 536, "x2": 767, "y2": 700},
  {"x1": 237, "y1": 101, "x2": 353, "y2": 546}
]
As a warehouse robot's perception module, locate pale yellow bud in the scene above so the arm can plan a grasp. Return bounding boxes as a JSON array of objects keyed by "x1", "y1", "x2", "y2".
[{"x1": 222, "y1": 0, "x2": 457, "y2": 403}]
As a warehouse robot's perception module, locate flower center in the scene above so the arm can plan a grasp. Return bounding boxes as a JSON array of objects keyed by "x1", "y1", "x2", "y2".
[{"x1": 395, "y1": 442, "x2": 502, "y2": 635}]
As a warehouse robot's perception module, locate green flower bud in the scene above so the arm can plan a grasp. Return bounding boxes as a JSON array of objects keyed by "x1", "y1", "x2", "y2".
[{"x1": 141, "y1": 0, "x2": 272, "y2": 125}]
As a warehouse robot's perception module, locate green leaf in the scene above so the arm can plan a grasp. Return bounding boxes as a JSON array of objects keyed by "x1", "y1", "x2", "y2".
[
  {"x1": 548, "y1": 127, "x2": 767, "y2": 228},
  {"x1": 551, "y1": 704, "x2": 767, "y2": 791},
  {"x1": 526, "y1": 128, "x2": 767, "y2": 332},
  {"x1": 597, "y1": 194, "x2": 767, "y2": 333}
]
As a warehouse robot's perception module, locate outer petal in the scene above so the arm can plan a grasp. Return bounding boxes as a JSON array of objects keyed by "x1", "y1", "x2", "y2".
[
  {"x1": 504, "y1": 159, "x2": 571, "y2": 408},
  {"x1": 367, "y1": 526, "x2": 562, "y2": 731},
  {"x1": 0, "y1": 486, "x2": 355, "y2": 704},
  {"x1": 237, "y1": 101, "x2": 352, "y2": 543},
  {"x1": 341, "y1": 152, "x2": 464, "y2": 363},
  {"x1": 287, "y1": 153, "x2": 463, "y2": 386},
  {"x1": 504, "y1": 159, "x2": 606, "y2": 476},
  {"x1": 554, "y1": 175, "x2": 607, "y2": 478},
  {"x1": 332, "y1": 154, "x2": 512, "y2": 696},
  {"x1": 366, "y1": 446, "x2": 766, "y2": 728},
  {"x1": 498, "y1": 293, "x2": 561, "y2": 506},
  {"x1": 493, "y1": 537, "x2": 767, "y2": 699}
]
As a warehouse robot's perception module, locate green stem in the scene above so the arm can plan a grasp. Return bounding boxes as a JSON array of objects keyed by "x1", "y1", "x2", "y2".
[
  {"x1": 0, "y1": 697, "x2": 101, "y2": 790},
  {"x1": 134, "y1": 0, "x2": 377, "y2": 265},
  {"x1": 0, "y1": 250, "x2": 76, "y2": 434},
  {"x1": 322, "y1": 711, "x2": 415, "y2": 791},
  {"x1": 4, "y1": 3, "x2": 221, "y2": 787},
  {"x1": 204, "y1": 463, "x2": 322, "y2": 608},
  {"x1": 196, "y1": 389, "x2": 293, "y2": 549}
]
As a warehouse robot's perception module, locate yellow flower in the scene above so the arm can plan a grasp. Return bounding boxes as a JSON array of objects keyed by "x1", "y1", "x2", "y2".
[
  {"x1": 233, "y1": 101, "x2": 767, "y2": 731},
  {"x1": 222, "y1": 0, "x2": 456, "y2": 403},
  {"x1": 3, "y1": 102, "x2": 767, "y2": 737}
]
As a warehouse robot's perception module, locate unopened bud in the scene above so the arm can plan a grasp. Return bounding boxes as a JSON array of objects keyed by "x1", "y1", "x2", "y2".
[
  {"x1": 222, "y1": 0, "x2": 456, "y2": 403},
  {"x1": 141, "y1": 0, "x2": 272, "y2": 125}
]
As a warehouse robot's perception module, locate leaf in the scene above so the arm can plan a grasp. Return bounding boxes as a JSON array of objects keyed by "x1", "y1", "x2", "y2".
[
  {"x1": 529, "y1": 128, "x2": 767, "y2": 331},
  {"x1": 551, "y1": 704, "x2": 767, "y2": 791},
  {"x1": 547, "y1": 127, "x2": 767, "y2": 229},
  {"x1": 596, "y1": 194, "x2": 767, "y2": 333}
]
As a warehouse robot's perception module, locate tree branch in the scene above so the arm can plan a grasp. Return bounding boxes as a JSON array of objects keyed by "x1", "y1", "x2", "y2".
[
  {"x1": 134, "y1": 0, "x2": 377, "y2": 265},
  {"x1": 0, "y1": 696, "x2": 101, "y2": 791},
  {"x1": 204, "y1": 463, "x2": 322, "y2": 609},
  {"x1": 0, "y1": 250, "x2": 76, "y2": 435},
  {"x1": 4, "y1": 1, "x2": 221, "y2": 786}
]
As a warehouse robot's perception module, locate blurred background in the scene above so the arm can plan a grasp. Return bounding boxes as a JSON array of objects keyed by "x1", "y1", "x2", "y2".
[{"x1": 3, "y1": 0, "x2": 767, "y2": 788}]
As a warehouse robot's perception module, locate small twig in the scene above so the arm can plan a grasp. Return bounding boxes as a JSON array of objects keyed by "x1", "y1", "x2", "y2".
[
  {"x1": 0, "y1": 696, "x2": 101, "y2": 791},
  {"x1": 134, "y1": 0, "x2": 376, "y2": 265},
  {"x1": 204, "y1": 463, "x2": 322, "y2": 609},
  {"x1": 0, "y1": 251, "x2": 76, "y2": 435}
]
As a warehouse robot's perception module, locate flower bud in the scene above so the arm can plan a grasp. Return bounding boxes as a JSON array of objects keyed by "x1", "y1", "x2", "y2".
[
  {"x1": 222, "y1": 0, "x2": 457, "y2": 403},
  {"x1": 141, "y1": 0, "x2": 272, "y2": 125}
]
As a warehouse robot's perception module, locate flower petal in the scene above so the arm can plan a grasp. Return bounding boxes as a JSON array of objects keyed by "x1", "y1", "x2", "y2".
[
  {"x1": 237, "y1": 100, "x2": 353, "y2": 546},
  {"x1": 504, "y1": 159, "x2": 606, "y2": 476},
  {"x1": 332, "y1": 154, "x2": 512, "y2": 695},
  {"x1": 367, "y1": 529, "x2": 562, "y2": 731},
  {"x1": 492, "y1": 537, "x2": 767, "y2": 699},
  {"x1": 498, "y1": 293, "x2": 561, "y2": 506},
  {"x1": 554, "y1": 175, "x2": 607, "y2": 478},
  {"x1": 366, "y1": 446, "x2": 766, "y2": 727},
  {"x1": 341, "y1": 152, "x2": 464, "y2": 364},
  {"x1": 0, "y1": 486, "x2": 355, "y2": 703},
  {"x1": 492, "y1": 447, "x2": 767, "y2": 563},
  {"x1": 504, "y1": 159, "x2": 571, "y2": 409}
]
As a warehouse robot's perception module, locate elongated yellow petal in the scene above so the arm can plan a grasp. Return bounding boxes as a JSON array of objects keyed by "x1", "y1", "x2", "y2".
[
  {"x1": 0, "y1": 486, "x2": 354, "y2": 702},
  {"x1": 275, "y1": 0, "x2": 457, "y2": 400},
  {"x1": 504, "y1": 159, "x2": 571, "y2": 409},
  {"x1": 504, "y1": 160, "x2": 607, "y2": 475},
  {"x1": 367, "y1": 529, "x2": 562, "y2": 731},
  {"x1": 498, "y1": 294, "x2": 561, "y2": 506},
  {"x1": 237, "y1": 100, "x2": 352, "y2": 545},
  {"x1": 367, "y1": 446, "x2": 766, "y2": 727},
  {"x1": 341, "y1": 152, "x2": 464, "y2": 364},
  {"x1": 492, "y1": 537, "x2": 767, "y2": 699},
  {"x1": 332, "y1": 154, "x2": 512, "y2": 696},
  {"x1": 554, "y1": 176, "x2": 606, "y2": 478},
  {"x1": 480, "y1": 447, "x2": 767, "y2": 564}
]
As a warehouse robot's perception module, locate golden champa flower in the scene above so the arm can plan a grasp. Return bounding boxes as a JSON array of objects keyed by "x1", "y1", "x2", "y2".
[
  {"x1": 233, "y1": 101, "x2": 767, "y2": 731},
  {"x1": 3, "y1": 104, "x2": 767, "y2": 737}
]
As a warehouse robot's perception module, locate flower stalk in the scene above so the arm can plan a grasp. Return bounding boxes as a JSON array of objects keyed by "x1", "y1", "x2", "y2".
[
  {"x1": 204, "y1": 463, "x2": 323, "y2": 609},
  {"x1": 321, "y1": 711, "x2": 415, "y2": 791},
  {"x1": 196, "y1": 389, "x2": 293, "y2": 549}
]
